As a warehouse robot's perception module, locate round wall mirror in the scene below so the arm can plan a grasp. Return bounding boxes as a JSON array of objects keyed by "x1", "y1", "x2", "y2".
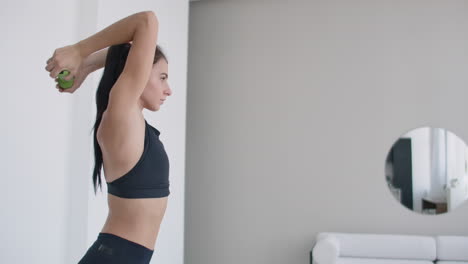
[{"x1": 385, "y1": 127, "x2": 468, "y2": 215}]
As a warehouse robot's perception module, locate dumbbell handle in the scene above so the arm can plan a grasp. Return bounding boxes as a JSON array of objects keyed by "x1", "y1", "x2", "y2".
[{"x1": 58, "y1": 70, "x2": 74, "y2": 89}]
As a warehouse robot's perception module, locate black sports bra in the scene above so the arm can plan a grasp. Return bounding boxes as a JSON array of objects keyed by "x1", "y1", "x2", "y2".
[{"x1": 106, "y1": 119, "x2": 170, "y2": 198}]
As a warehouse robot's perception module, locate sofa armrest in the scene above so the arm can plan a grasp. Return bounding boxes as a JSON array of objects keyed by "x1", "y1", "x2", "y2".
[{"x1": 312, "y1": 234, "x2": 339, "y2": 264}]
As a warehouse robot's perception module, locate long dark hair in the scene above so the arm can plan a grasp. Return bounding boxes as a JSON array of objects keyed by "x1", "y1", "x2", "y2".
[{"x1": 91, "y1": 43, "x2": 167, "y2": 194}]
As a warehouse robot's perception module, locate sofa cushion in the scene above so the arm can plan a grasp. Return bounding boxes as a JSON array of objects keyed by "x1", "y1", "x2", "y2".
[
  {"x1": 436, "y1": 236, "x2": 468, "y2": 261},
  {"x1": 317, "y1": 232, "x2": 436, "y2": 261},
  {"x1": 337, "y1": 257, "x2": 433, "y2": 264}
]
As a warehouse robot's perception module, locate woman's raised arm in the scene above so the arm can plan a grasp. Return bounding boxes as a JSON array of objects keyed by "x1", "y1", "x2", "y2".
[{"x1": 46, "y1": 11, "x2": 158, "y2": 81}]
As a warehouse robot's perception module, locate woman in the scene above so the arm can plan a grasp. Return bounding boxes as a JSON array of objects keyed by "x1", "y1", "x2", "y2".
[{"x1": 45, "y1": 11, "x2": 172, "y2": 264}]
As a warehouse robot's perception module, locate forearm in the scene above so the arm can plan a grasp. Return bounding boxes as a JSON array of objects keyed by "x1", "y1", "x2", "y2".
[
  {"x1": 75, "y1": 11, "x2": 158, "y2": 58},
  {"x1": 84, "y1": 48, "x2": 108, "y2": 73}
]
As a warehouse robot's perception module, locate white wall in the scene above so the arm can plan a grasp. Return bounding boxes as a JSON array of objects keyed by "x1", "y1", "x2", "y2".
[
  {"x1": 429, "y1": 128, "x2": 448, "y2": 200},
  {"x1": 446, "y1": 130, "x2": 468, "y2": 210},
  {"x1": 1, "y1": 1, "x2": 78, "y2": 263},
  {"x1": 0, "y1": 1, "x2": 188, "y2": 264},
  {"x1": 402, "y1": 127, "x2": 431, "y2": 213},
  {"x1": 186, "y1": 1, "x2": 468, "y2": 264}
]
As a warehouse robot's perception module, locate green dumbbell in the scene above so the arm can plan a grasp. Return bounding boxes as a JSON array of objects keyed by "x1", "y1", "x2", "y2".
[{"x1": 57, "y1": 70, "x2": 74, "y2": 89}]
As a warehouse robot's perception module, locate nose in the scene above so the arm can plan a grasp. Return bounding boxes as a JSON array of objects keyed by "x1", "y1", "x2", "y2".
[{"x1": 166, "y1": 86, "x2": 172, "y2": 96}]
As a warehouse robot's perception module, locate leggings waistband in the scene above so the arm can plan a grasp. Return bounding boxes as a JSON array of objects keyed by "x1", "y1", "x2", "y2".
[{"x1": 97, "y1": 232, "x2": 154, "y2": 259}]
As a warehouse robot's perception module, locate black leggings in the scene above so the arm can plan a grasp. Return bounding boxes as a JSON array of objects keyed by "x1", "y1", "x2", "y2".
[{"x1": 77, "y1": 232, "x2": 154, "y2": 264}]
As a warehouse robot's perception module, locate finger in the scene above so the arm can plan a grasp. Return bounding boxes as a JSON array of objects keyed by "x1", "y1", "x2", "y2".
[
  {"x1": 56, "y1": 84, "x2": 64, "y2": 92},
  {"x1": 45, "y1": 56, "x2": 56, "y2": 68},
  {"x1": 50, "y1": 68, "x2": 62, "y2": 79},
  {"x1": 45, "y1": 63, "x2": 55, "y2": 72},
  {"x1": 64, "y1": 74, "x2": 75, "y2": 81}
]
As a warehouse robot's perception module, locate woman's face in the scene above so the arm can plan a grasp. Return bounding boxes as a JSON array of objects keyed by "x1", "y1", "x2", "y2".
[{"x1": 141, "y1": 59, "x2": 171, "y2": 111}]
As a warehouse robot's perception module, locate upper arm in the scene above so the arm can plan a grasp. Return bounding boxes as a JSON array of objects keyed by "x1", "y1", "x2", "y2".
[{"x1": 107, "y1": 11, "x2": 159, "y2": 119}]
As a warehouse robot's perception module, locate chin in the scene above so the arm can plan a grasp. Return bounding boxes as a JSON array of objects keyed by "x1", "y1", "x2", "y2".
[{"x1": 144, "y1": 105, "x2": 159, "y2": 112}]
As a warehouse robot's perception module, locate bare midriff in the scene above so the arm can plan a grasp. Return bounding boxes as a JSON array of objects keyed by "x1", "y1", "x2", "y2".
[{"x1": 100, "y1": 193, "x2": 169, "y2": 251}]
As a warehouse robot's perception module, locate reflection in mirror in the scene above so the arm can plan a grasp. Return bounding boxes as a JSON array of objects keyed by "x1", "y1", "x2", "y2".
[{"x1": 385, "y1": 127, "x2": 468, "y2": 215}]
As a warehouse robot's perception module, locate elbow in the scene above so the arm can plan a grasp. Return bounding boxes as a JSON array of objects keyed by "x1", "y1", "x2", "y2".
[{"x1": 142, "y1": 10, "x2": 159, "y2": 26}]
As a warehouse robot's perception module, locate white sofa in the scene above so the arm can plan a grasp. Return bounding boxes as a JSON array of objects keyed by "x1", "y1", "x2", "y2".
[
  {"x1": 310, "y1": 232, "x2": 468, "y2": 264},
  {"x1": 436, "y1": 236, "x2": 468, "y2": 264}
]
